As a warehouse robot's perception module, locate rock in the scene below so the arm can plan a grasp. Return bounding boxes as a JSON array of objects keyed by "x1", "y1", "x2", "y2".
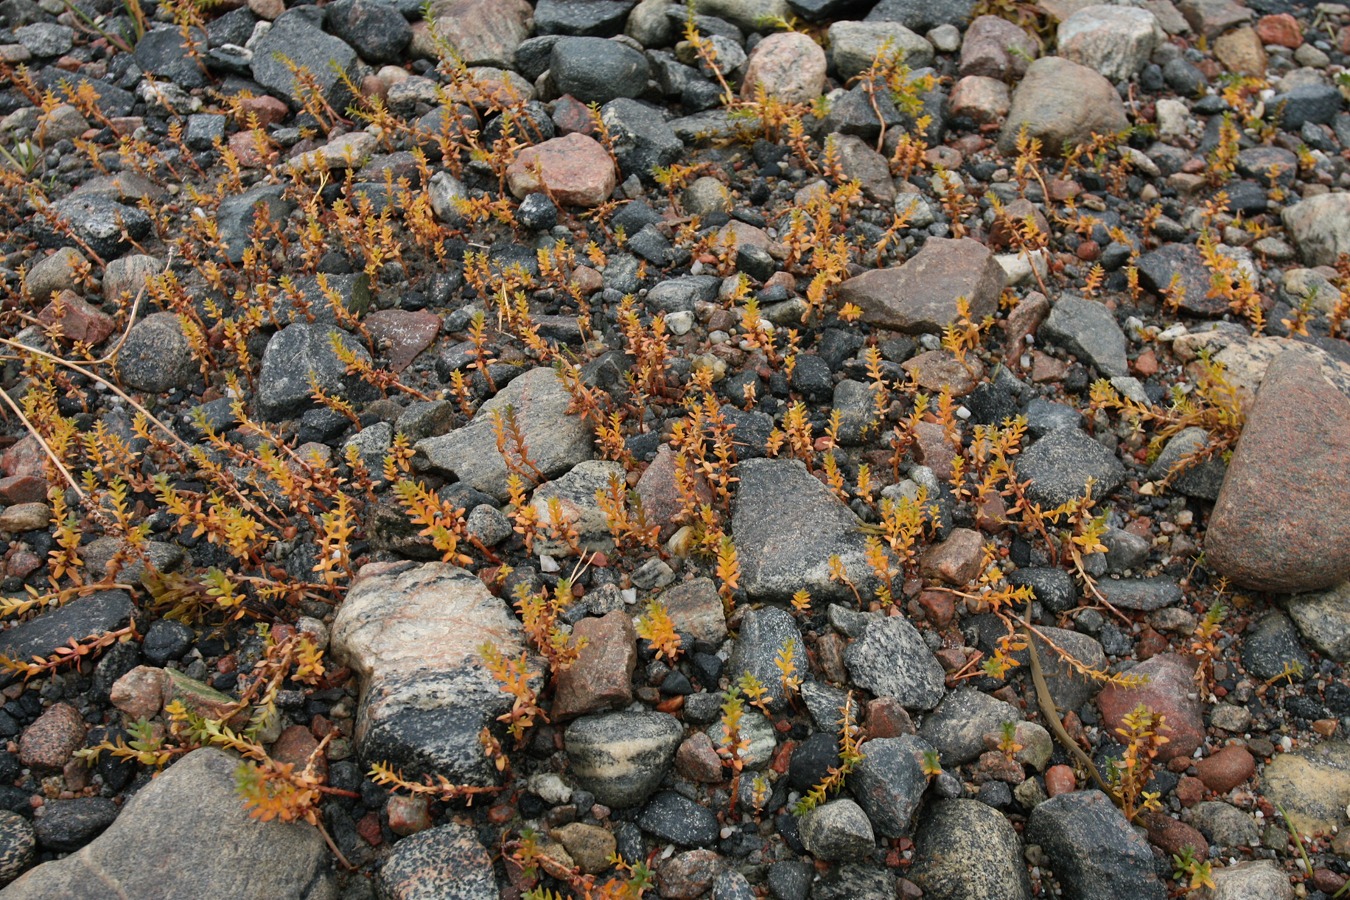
[
  {"x1": 326, "y1": 0, "x2": 411, "y2": 64},
  {"x1": 1096, "y1": 653, "x2": 1204, "y2": 763},
  {"x1": 415, "y1": 367, "x2": 593, "y2": 502},
  {"x1": 741, "y1": 31, "x2": 826, "y2": 104},
  {"x1": 1039, "y1": 295, "x2": 1127, "y2": 377},
  {"x1": 1015, "y1": 427, "x2": 1125, "y2": 508},
  {"x1": 601, "y1": 98, "x2": 683, "y2": 182},
  {"x1": 658, "y1": 848, "x2": 722, "y2": 898},
  {"x1": 534, "y1": 0, "x2": 634, "y2": 36},
  {"x1": 919, "y1": 689, "x2": 1020, "y2": 767},
  {"x1": 18, "y1": 703, "x2": 84, "y2": 770},
  {"x1": 1283, "y1": 192, "x2": 1350, "y2": 268},
  {"x1": 727, "y1": 606, "x2": 803, "y2": 713},
  {"x1": 0, "y1": 502, "x2": 48, "y2": 533},
  {"x1": 867, "y1": 0, "x2": 976, "y2": 31},
  {"x1": 37, "y1": 291, "x2": 114, "y2": 347},
  {"x1": 848, "y1": 734, "x2": 933, "y2": 837},
  {"x1": 551, "y1": 37, "x2": 650, "y2": 104},
  {"x1": 1272, "y1": 83, "x2": 1341, "y2": 130},
  {"x1": 948, "y1": 76, "x2": 1010, "y2": 125},
  {"x1": 1205, "y1": 350, "x2": 1350, "y2": 593},
  {"x1": 919, "y1": 527, "x2": 984, "y2": 586},
  {"x1": 1027, "y1": 790, "x2": 1166, "y2": 900},
  {"x1": 1057, "y1": 5, "x2": 1160, "y2": 82},
  {"x1": 638, "y1": 792, "x2": 719, "y2": 847},
  {"x1": 365, "y1": 309, "x2": 440, "y2": 373},
  {"x1": 999, "y1": 57, "x2": 1128, "y2": 156},
  {"x1": 114, "y1": 312, "x2": 196, "y2": 394},
  {"x1": 712, "y1": 869, "x2": 755, "y2": 900},
  {"x1": 552, "y1": 610, "x2": 636, "y2": 720},
  {"x1": 110, "y1": 666, "x2": 169, "y2": 721},
  {"x1": 827, "y1": 21, "x2": 933, "y2": 82},
  {"x1": 530, "y1": 459, "x2": 628, "y2": 552},
  {"x1": 1285, "y1": 581, "x2": 1350, "y2": 662},
  {"x1": 1214, "y1": 26, "x2": 1266, "y2": 77},
  {"x1": 216, "y1": 185, "x2": 294, "y2": 264},
  {"x1": 565, "y1": 710, "x2": 682, "y2": 807},
  {"x1": 551, "y1": 822, "x2": 615, "y2": 875},
  {"x1": 837, "y1": 237, "x2": 1004, "y2": 335},
  {"x1": 1, "y1": 748, "x2": 332, "y2": 899},
  {"x1": 732, "y1": 458, "x2": 884, "y2": 603},
  {"x1": 1195, "y1": 745, "x2": 1255, "y2": 793},
  {"x1": 257, "y1": 323, "x2": 376, "y2": 421},
  {"x1": 1006, "y1": 567, "x2": 1076, "y2": 613},
  {"x1": 506, "y1": 133, "x2": 617, "y2": 207},
  {"x1": 134, "y1": 25, "x2": 209, "y2": 89},
  {"x1": 377, "y1": 823, "x2": 496, "y2": 899},
  {"x1": 0, "y1": 810, "x2": 34, "y2": 885},
  {"x1": 42, "y1": 194, "x2": 151, "y2": 261},
  {"x1": 23, "y1": 248, "x2": 86, "y2": 303},
  {"x1": 660, "y1": 579, "x2": 727, "y2": 645},
  {"x1": 0, "y1": 591, "x2": 134, "y2": 689},
  {"x1": 910, "y1": 799, "x2": 1032, "y2": 900},
  {"x1": 844, "y1": 615, "x2": 946, "y2": 711},
  {"x1": 1240, "y1": 611, "x2": 1310, "y2": 683},
  {"x1": 692, "y1": 0, "x2": 790, "y2": 33},
  {"x1": 1261, "y1": 740, "x2": 1350, "y2": 835},
  {"x1": 1176, "y1": 0, "x2": 1250, "y2": 37},
  {"x1": 798, "y1": 798, "x2": 875, "y2": 860},
  {"x1": 331, "y1": 561, "x2": 527, "y2": 786},
  {"x1": 1186, "y1": 801, "x2": 1259, "y2": 849},
  {"x1": 34, "y1": 798, "x2": 117, "y2": 852},
  {"x1": 1135, "y1": 243, "x2": 1223, "y2": 316},
  {"x1": 1147, "y1": 427, "x2": 1227, "y2": 500},
  {"x1": 424, "y1": 0, "x2": 532, "y2": 67},
  {"x1": 960, "y1": 15, "x2": 1037, "y2": 81},
  {"x1": 1095, "y1": 577, "x2": 1183, "y2": 611},
  {"x1": 1203, "y1": 860, "x2": 1293, "y2": 900},
  {"x1": 250, "y1": 12, "x2": 359, "y2": 111},
  {"x1": 14, "y1": 22, "x2": 72, "y2": 56}
]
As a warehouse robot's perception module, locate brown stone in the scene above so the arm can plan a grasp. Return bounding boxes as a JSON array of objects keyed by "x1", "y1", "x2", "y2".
[
  {"x1": 271, "y1": 724, "x2": 327, "y2": 783},
  {"x1": 37, "y1": 290, "x2": 115, "y2": 347},
  {"x1": 866, "y1": 697, "x2": 915, "y2": 738},
  {"x1": 18, "y1": 703, "x2": 85, "y2": 770},
  {"x1": 109, "y1": 666, "x2": 168, "y2": 721},
  {"x1": 1206, "y1": 350, "x2": 1350, "y2": 593},
  {"x1": 837, "y1": 237, "x2": 1005, "y2": 335},
  {"x1": 960, "y1": 15, "x2": 1038, "y2": 80},
  {"x1": 635, "y1": 445, "x2": 712, "y2": 541},
  {"x1": 948, "y1": 75, "x2": 1010, "y2": 126},
  {"x1": 659, "y1": 578, "x2": 727, "y2": 645},
  {"x1": 919, "y1": 528, "x2": 985, "y2": 586},
  {"x1": 912, "y1": 420, "x2": 957, "y2": 481},
  {"x1": 902, "y1": 350, "x2": 984, "y2": 396},
  {"x1": 1096, "y1": 653, "x2": 1204, "y2": 762},
  {"x1": 1213, "y1": 27, "x2": 1266, "y2": 76},
  {"x1": 0, "y1": 503, "x2": 49, "y2": 533},
  {"x1": 386, "y1": 794, "x2": 432, "y2": 836},
  {"x1": 551, "y1": 610, "x2": 636, "y2": 721},
  {"x1": 1256, "y1": 13, "x2": 1302, "y2": 48},
  {"x1": 917, "y1": 590, "x2": 955, "y2": 628},
  {"x1": 1195, "y1": 744, "x2": 1255, "y2": 793},
  {"x1": 741, "y1": 31, "x2": 826, "y2": 104},
  {"x1": 998, "y1": 57, "x2": 1128, "y2": 157},
  {"x1": 1175, "y1": 774, "x2": 1205, "y2": 806},
  {"x1": 1044, "y1": 764, "x2": 1076, "y2": 796},
  {"x1": 424, "y1": 0, "x2": 532, "y2": 67},
  {"x1": 506, "y1": 133, "x2": 616, "y2": 208},
  {"x1": 365, "y1": 309, "x2": 440, "y2": 374},
  {"x1": 2, "y1": 436, "x2": 44, "y2": 480},
  {"x1": 1140, "y1": 810, "x2": 1209, "y2": 858},
  {"x1": 657, "y1": 848, "x2": 721, "y2": 900},
  {"x1": 675, "y1": 732, "x2": 723, "y2": 783},
  {"x1": 551, "y1": 822, "x2": 615, "y2": 875},
  {"x1": 0, "y1": 476, "x2": 48, "y2": 505},
  {"x1": 988, "y1": 199, "x2": 1051, "y2": 252}
]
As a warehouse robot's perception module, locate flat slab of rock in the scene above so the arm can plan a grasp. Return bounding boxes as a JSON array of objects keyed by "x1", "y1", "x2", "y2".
[
  {"x1": 1206, "y1": 350, "x2": 1350, "y2": 593},
  {"x1": 0, "y1": 591, "x2": 134, "y2": 688},
  {"x1": 415, "y1": 367, "x2": 593, "y2": 502},
  {"x1": 1038, "y1": 295, "x2": 1128, "y2": 377},
  {"x1": 732, "y1": 458, "x2": 889, "y2": 603},
  {"x1": 1027, "y1": 790, "x2": 1165, "y2": 900},
  {"x1": 1262, "y1": 740, "x2": 1350, "y2": 836},
  {"x1": 837, "y1": 237, "x2": 1004, "y2": 335},
  {"x1": 911, "y1": 799, "x2": 1032, "y2": 900},
  {"x1": 1015, "y1": 427, "x2": 1125, "y2": 508},
  {"x1": 331, "y1": 561, "x2": 527, "y2": 785},
  {"x1": 2, "y1": 748, "x2": 333, "y2": 899},
  {"x1": 998, "y1": 56, "x2": 1128, "y2": 156}
]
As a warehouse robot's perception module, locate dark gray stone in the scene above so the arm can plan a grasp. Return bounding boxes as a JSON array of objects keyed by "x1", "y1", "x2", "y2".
[
  {"x1": 1015, "y1": 428, "x2": 1126, "y2": 508},
  {"x1": 727, "y1": 606, "x2": 802, "y2": 713},
  {"x1": 844, "y1": 615, "x2": 946, "y2": 711},
  {"x1": 1146, "y1": 427, "x2": 1227, "y2": 500},
  {"x1": 637, "y1": 791, "x2": 719, "y2": 847},
  {"x1": 1240, "y1": 612, "x2": 1311, "y2": 683},
  {"x1": 534, "y1": 0, "x2": 637, "y2": 35},
  {"x1": 1135, "y1": 243, "x2": 1226, "y2": 316},
  {"x1": 601, "y1": 98, "x2": 683, "y2": 182},
  {"x1": 1039, "y1": 295, "x2": 1127, "y2": 377},
  {"x1": 185, "y1": 114, "x2": 226, "y2": 151},
  {"x1": 1006, "y1": 567, "x2": 1076, "y2": 613},
  {"x1": 0, "y1": 591, "x2": 134, "y2": 688},
  {"x1": 142, "y1": 619, "x2": 194, "y2": 665},
  {"x1": 326, "y1": 0, "x2": 411, "y2": 63},
  {"x1": 565, "y1": 711, "x2": 682, "y2": 807},
  {"x1": 798, "y1": 798, "x2": 875, "y2": 860},
  {"x1": 867, "y1": 0, "x2": 977, "y2": 31},
  {"x1": 14, "y1": 22, "x2": 72, "y2": 56},
  {"x1": 0, "y1": 809, "x2": 34, "y2": 885},
  {"x1": 42, "y1": 195, "x2": 151, "y2": 261},
  {"x1": 647, "y1": 275, "x2": 721, "y2": 313},
  {"x1": 1022, "y1": 398, "x2": 1083, "y2": 439},
  {"x1": 133, "y1": 26, "x2": 209, "y2": 88},
  {"x1": 34, "y1": 798, "x2": 117, "y2": 852},
  {"x1": 918, "y1": 689, "x2": 1020, "y2": 767},
  {"x1": 270, "y1": 273, "x2": 372, "y2": 326},
  {"x1": 250, "y1": 12, "x2": 360, "y2": 111},
  {"x1": 1095, "y1": 576, "x2": 1183, "y2": 611},
  {"x1": 551, "y1": 36, "x2": 650, "y2": 104},
  {"x1": 516, "y1": 192, "x2": 558, "y2": 231},
  {"x1": 257, "y1": 323, "x2": 376, "y2": 421},
  {"x1": 1274, "y1": 83, "x2": 1342, "y2": 130},
  {"x1": 911, "y1": 799, "x2": 1032, "y2": 900},
  {"x1": 848, "y1": 734, "x2": 932, "y2": 837},
  {"x1": 114, "y1": 313, "x2": 197, "y2": 394},
  {"x1": 34, "y1": 69, "x2": 135, "y2": 118},
  {"x1": 1027, "y1": 791, "x2": 1166, "y2": 900},
  {"x1": 216, "y1": 185, "x2": 295, "y2": 265}
]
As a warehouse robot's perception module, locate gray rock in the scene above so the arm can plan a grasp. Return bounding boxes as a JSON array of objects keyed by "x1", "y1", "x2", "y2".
[
  {"x1": 691, "y1": 0, "x2": 790, "y2": 31},
  {"x1": 727, "y1": 606, "x2": 802, "y2": 713},
  {"x1": 1022, "y1": 398, "x2": 1083, "y2": 439},
  {"x1": 1272, "y1": 83, "x2": 1342, "y2": 130},
  {"x1": 844, "y1": 615, "x2": 946, "y2": 711},
  {"x1": 601, "y1": 98, "x2": 683, "y2": 183},
  {"x1": 534, "y1": 0, "x2": 635, "y2": 36},
  {"x1": 968, "y1": 617, "x2": 1107, "y2": 711},
  {"x1": 111, "y1": 312, "x2": 196, "y2": 394},
  {"x1": 1283, "y1": 192, "x2": 1350, "y2": 267},
  {"x1": 134, "y1": 25, "x2": 209, "y2": 89},
  {"x1": 1015, "y1": 427, "x2": 1125, "y2": 508},
  {"x1": 250, "y1": 11, "x2": 359, "y2": 111},
  {"x1": 1095, "y1": 576, "x2": 1182, "y2": 611},
  {"x1": 1027, "y1": 790, "x2": 1166, "y2": 900},
  {"x1": 918, "y1": 689, "x2": 1020, "y2": 767},
  {"x1": 22, "y1": 247, "x2": 86, "y2": 303},
  {"x1": 551, "y1": 37, "x2": 650, "y2": 104},
  {"x1": 1056, "y1": 5, "x2": 1161, "y2": 83},
  {"x1": 731, "y1": 457, "x2": 889, "y2": 603},
  {"x1": 216, "y1": 185, "x2": 295, "y2": 264},
  {"x1": 848, "y1": 734, "x2": 932, "y2": 837},
  {"x1": 377, "y1": 823, "x2": 496, "y2": 900},
  {"x1": 257, "y1": 323, "x2": 376, "y2": 421},
  {"x1": 33, "y1": 798, "x2": 117, "y2": 852},
  {"x1": 837, "y1": 237, "x2": 1004, "y2": 336},
  {"x1": 1039, "y1": 295, "x2": 1127, "y2": 377},
  {"x1": 1, "y1": 749, "x2": 333, "y2": 900},
  {"x1": 565, "y1": 711, "x2": 683, "y2": 807},
  {"x1": 0, "y1": 810, "x2": 34, "y2": 885},
  {"x1": 42, "y1": 194, "x2": 151, "y2": 261},
  {"x1": 712, "y1": 869, "x2": 755, "y2": 900},
  {"x1": 0, "y1": 591, "x2": 134, "y2": 689},
  {"x1": 33, "y1": 69, "x2": 134, "y2": 118},
  {"x1": 530, "y1": 460, "x2": 628, "y2": 552},
  {"x1": 1134, "y1": 243, "x2": 1224, "y2": 316},
  {"x1": 331, "y1": 561, "x2": 527, "y2": 786},
  {"x1": 710, "y1": 702, "x2": 778, "y2": 768},
  {"x1": 272, "y1": 273, "x2": 373, "y2": 326},
  {"x1": 1240, "y1": 611, "x2": 1310, "y2": 683},
  {"x1": 827, "y1": 21, "x2": 933, "y2": 82},
  {"x1": 1146, "y1": 426, "x2": 1227, "y2": 500},
  {"x1": 911, "y1": 799, "x2": 1031, "y2": 900},
  {"x1": 343, "y1": 422, "x2": 393, "y2": 476},
  {"x1": 999, "y1": 57, "x2": 1128, "y2": 156},
  {"x1": 395, "y1": 400, "x2": 455, "y2": 442},
  {"x1": 1186, "y1": 800, "x2": 1259, "y2": 849},
  {"x1": 415, "y1": 366, "x2": 594, "y2": 502},
  {"x1": 1006, "y1": 567, "x2": 1076, "y2": 613},
  {"x1": 14, "y1": 23, "x2": 72, "y2": 56},
  {"x1": 326, "y1": 0, "x2": 411, "y2": 64},
  {"x1": 798, "y1": 798, "x2": 875, "y2": 860},
  {"x1": 648, "y1": 276, "x2": 723, "y2": 313},
  {"x1": 1204, "y1": 860, "x2": 1293, "y2": 900},
  {"x1": 867, "y1": 0, "x2": 976, "y2": 31},
  {"x1": 637, "y1": 792, "x2": 719, "y2": 847},
  {"x1": 1285, "y1": 580, "x2": 1350, "y2": 662}
]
